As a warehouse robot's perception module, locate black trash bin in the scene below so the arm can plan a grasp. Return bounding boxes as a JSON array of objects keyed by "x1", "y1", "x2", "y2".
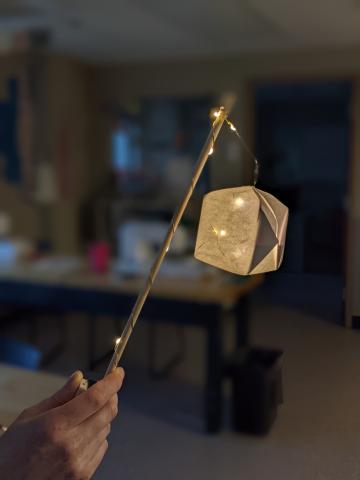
[{"x1": 225, "y1": 347, "x2": 284, "y2": 435}]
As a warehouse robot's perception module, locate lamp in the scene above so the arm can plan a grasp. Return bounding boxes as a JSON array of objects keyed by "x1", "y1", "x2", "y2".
[
  {"x1": 195, "y1": 186, "x2": 288, "y2": 275},
  {"x1": 103, "y1": 107, "x2": 289, "y2": 376}
]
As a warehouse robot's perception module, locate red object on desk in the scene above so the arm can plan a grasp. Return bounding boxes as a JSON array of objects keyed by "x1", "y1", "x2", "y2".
[{"x1": 89, "y1": 242, "x2": 110, "y2": 274}]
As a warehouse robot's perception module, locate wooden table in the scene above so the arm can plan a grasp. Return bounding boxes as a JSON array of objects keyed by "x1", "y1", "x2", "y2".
[
  {"x1": 0, "y1": 261, "x2": 263, "y2": 432},
  {"x1": 0, "y1": 363, "x2": 64, "y2": 427}
]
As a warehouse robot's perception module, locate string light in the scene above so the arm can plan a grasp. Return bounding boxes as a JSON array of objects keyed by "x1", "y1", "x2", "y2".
[
  {"x1": 211, "y1": 226, "x2": 227, "y2": 237},
  {"x1": 234, "y1": 197, "x2": 245, "y2": 207},
  {"x1": 224, "y1": 117, "x2": 259, "y2": 186},
  {"x1": 210, "y1": 109, "x2": 258, "y2": 185},
  {"x1": 105, "y1": 106, "x2": 261, "y2": 375}
]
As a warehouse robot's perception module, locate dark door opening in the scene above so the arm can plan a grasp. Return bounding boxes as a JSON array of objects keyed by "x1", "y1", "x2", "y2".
[{"x1": 254, "y1": 81, "x2": 352, "y2": 323}]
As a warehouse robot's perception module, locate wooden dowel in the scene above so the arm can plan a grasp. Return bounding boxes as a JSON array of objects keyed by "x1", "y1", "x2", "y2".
[{"x1": 105, "y1": 107, "x2": 228, "y2": 375}]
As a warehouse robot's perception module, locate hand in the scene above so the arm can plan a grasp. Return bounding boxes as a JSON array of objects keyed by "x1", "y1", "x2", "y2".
[{"x1": 0, "y1": 368, "x2": 124, "y2": 480}]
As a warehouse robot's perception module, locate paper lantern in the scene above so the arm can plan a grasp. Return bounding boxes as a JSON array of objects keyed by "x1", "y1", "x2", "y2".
[
  {"x1": 104, "y1": 108, "x2": 290, "y2": 375},
  {"x1": 194, "y1": 186, "x2": 288, "y2": 275}
]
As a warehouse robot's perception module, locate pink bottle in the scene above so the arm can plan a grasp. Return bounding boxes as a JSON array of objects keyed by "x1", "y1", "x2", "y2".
[{"x1": 89, "y1": 242, "x2": 110, "y2": 274}]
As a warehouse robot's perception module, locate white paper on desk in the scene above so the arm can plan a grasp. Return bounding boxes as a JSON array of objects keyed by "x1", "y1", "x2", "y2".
[{"x1": 31, "y1": 256, "x2": 83, "y2": 277}]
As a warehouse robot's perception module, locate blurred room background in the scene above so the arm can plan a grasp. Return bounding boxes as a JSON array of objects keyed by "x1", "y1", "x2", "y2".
[{"x1": 1, "y1": 1, "x2": 360, "y2": 479}]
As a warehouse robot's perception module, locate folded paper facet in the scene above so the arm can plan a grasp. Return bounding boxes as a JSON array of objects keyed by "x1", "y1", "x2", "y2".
[{"x1": 194, "y1": 186, "x2": 288, "y2": 275}]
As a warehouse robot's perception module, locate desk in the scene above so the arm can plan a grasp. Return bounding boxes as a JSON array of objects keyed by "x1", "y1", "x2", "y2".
[
  {"x1": 0, "y1": 363, "x2": 65, "y2": 427},
  {"x1": 0, "y1": 263, "x2": 263, "y2": 432}
]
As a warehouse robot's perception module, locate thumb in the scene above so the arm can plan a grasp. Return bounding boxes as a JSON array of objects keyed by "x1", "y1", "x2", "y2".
[{"x1": 18, "y1": 371, "x2": 83, "y2": 421}]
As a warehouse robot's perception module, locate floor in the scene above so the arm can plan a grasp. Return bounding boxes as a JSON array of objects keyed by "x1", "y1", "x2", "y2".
[
  {"x1": 4, "y1": 274, "x2": 360, "y2": 479},
  {"x1": 90, "y1": 300, "x2": 360, "y2": 480}
]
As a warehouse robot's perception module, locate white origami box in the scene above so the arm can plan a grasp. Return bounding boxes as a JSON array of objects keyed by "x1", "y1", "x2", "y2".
[{"x1": 194, "y1": 186, "x2": 289, "y2": 275}]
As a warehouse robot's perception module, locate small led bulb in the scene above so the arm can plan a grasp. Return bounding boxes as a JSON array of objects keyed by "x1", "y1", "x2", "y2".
[{"x1": 234, "y1": 197, "x2": 245, "y2": 207}]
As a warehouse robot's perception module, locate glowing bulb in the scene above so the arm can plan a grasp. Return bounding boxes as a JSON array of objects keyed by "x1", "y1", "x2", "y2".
[
  {"x1": 209, "y1": 146, "x2": 214, "y2": 155},
  {"x1": 166, "y1": 246, "x2": 169, "y2": 253},
  {"x1": 115, "y1": 337, "x2": 121, "y2": 346},
  {"x1": 219, "y1": 229, "x2": 227, "y2": 237},
  {"x1": 230, "y1": 124, "x2": 236, "y2": 131},
  {"x1": 213, "y1": 111, "x2": 221, "y2": 118},
  {"x1": 234, "y1": 197, "x2": 245, "y2": 207}
]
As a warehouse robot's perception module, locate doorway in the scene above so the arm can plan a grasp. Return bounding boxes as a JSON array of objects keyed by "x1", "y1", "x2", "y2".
[{"x1": 254, "y1": 81, "x2": 352, "y2": 323}]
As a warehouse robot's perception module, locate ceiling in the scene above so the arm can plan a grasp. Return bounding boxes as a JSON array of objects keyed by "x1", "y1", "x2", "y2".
[{"x1": 0, "y1": 0, "x2": 360, "y2": 62}]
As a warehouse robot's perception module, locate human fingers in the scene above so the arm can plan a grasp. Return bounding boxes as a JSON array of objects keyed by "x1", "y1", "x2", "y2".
[
  {"x1": 65, "y1": 395, "x2": 117, "y2": 471},
  {"x1": 53, "y1": 368, "x2": 124, "y2": 428},
  {"x1": 83, "y1": 440, "x2": 109, "y2": 480},
  {"x1": 58, "y1": 430, "x2": 111, "y2": 480},
  {"x1": 78, "y1": 394, "x2": 118, "y2": 442},
  {"x1": 17, "y1": 371, "x2": 83, "y2": 422},
  {"x1": 78, "y1": 422, "x2": 112, "y2": 468}
]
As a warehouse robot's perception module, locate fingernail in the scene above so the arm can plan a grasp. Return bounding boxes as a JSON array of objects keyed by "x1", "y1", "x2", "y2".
[
  {"x1": 69, "y1": 370, "x2": 83, "y2": 382},
  {"x1": 115, "y1": 367, "x2": 125, "y2": 378}
]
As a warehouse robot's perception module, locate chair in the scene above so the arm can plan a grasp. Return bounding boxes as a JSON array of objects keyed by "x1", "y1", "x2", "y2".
[{"x1": 0, "y1": 337, "x2": 42, "y2": 370}]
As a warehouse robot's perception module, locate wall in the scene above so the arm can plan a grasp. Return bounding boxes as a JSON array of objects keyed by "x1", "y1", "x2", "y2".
[
  {"x1": 94, "y1": 48, "x2": 360, "y2": 96},
  {"x1": 0, "y1": 53, "x2": 98, "y2": 254},
  {"x1": 47, "y1": 56, "x2": 98, "y2": 253},
  {"x1": 0, "y1": 54, "x2": 40, "y2": 241},
  {"x1": 1, "y1": 48, "x2": 360, "y2": 324},
  {"x1": 93, "y1": 47, "x2": 360, "y2": 326},
  {"x1": 347, "y1": 80, "x2": 360, "y2": 325}
]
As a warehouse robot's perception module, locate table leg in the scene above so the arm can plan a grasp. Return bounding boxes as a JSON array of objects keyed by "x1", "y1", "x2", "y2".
[
  {"x1": 88, "y1": 315, "x2": 97, "y2": 371},
  {"x1": 40, "y1": 312, "x2": 67, "y2": 367},
  {"x1": 205, "y1": 308, "x2": 223, "y2": 433},
  {"x1": 87, "y1": 317, "x2": 124, "y2": 372},
  {"x1": 234, "y1": 296, "x2": 250, "y2": 348}
]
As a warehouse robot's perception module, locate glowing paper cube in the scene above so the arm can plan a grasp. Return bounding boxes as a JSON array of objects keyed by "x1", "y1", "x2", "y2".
[{"x1": 194, "y1": 186, "x2": 288, "y2": 275}]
